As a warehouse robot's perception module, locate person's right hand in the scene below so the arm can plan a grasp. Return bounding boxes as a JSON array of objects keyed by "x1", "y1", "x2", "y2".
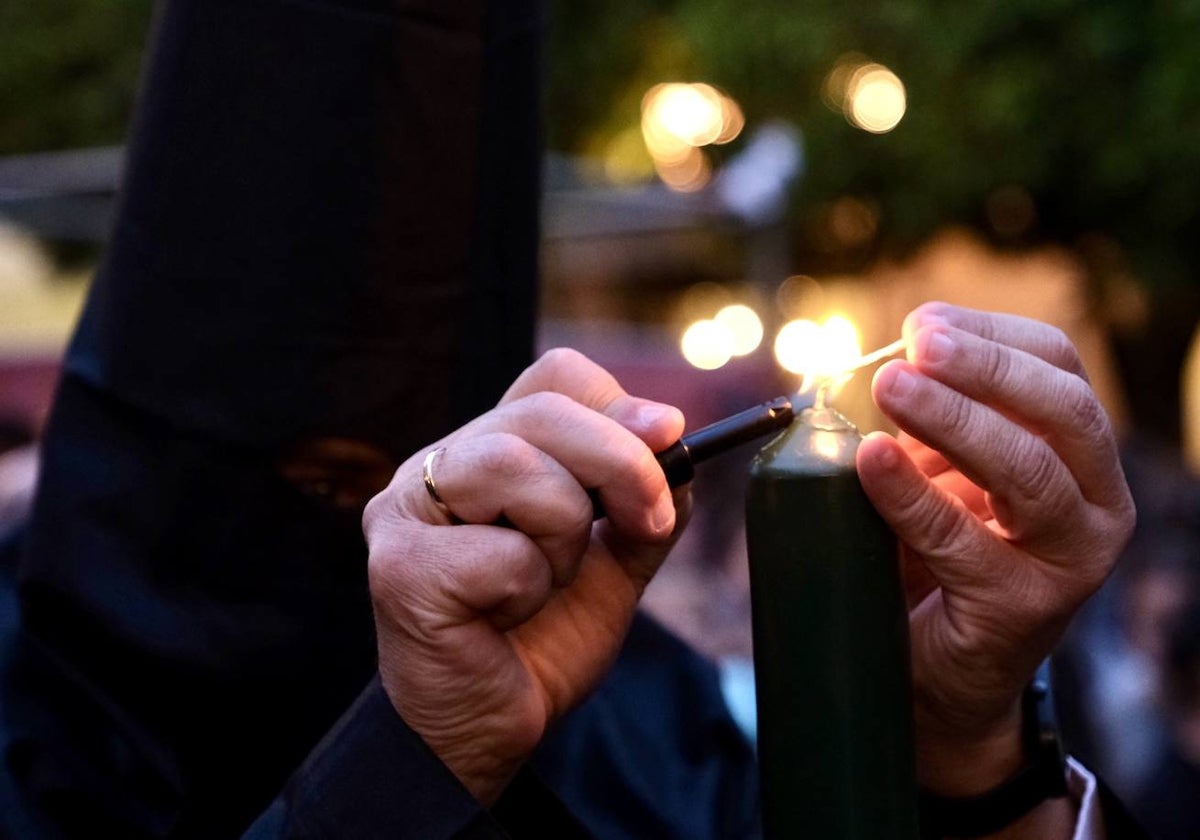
[{"x1": 362, "y1": 349, "x2": 689, "y2": 805}]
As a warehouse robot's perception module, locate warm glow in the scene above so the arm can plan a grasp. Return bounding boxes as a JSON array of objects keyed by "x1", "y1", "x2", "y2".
[
  {"x1": 776, "y1": 274, "x2": 825, "y2": 319},
  {"x1": 774, "y1": 319, "x2": 824, "y2": 375},
  {"x1": 643, "y1": 83, "x2": 724, "y2": 148},
  {"x1": 812, "y1": 429, "x2": 845, "y2": 461},
  {"x1": 714, "y1": 95, "x2": 745, "y2": 144},
  {"x1": 641, "y1": 82, "x2": 744, "y2": 191},
  {"x1": 714, "y1": 304, "x2": 763, "y2": 356},
  {"x1": 681, "y1": 319, "x2": 735, "y2": 370},
  {"x1": 822, "y1": 53, "x2": 868, "y2": 112},
  {"x1": 603, "y1": 126, "x2": 655, "y2": 184},
  {"x1": 773, "y1": 314, "x2": 863, "y2": 388},
  {"x1": 846, "y1": 64, "x2": 906, "y2": 133},
  {"x1": 654, "y1": 146, "x2": 711, "y2": 192}
]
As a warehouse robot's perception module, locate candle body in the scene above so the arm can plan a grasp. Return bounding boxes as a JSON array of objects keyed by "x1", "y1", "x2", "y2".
[{"x1": 746, "y1": 406, "x2": 918, "y2": 840}]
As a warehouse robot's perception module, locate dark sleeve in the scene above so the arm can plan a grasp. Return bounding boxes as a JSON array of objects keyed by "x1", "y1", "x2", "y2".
[
  {"x1": 1098, "y1": 775, "x2": 1157, "y2": 840},
  {"x1": 244, "y1": 677, "x2": 593, "y2": 840},
  {"x1": 533, "y1": 613, "x2": 761, "y2": 840}
]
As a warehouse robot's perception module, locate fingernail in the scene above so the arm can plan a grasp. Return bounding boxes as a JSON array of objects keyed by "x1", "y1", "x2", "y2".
[
  {"x1": 921, "y1": 329, "x2": 954, "y2": 364},
  {"x1": 651, "y1": 492, "x2": 676, "y2": 534},
  {"x1": 904, "y1": 309, "x2": 948, "y2": 338},
  {"x1": 887, "y1": 368, "x2": 916, "y2": 398}
]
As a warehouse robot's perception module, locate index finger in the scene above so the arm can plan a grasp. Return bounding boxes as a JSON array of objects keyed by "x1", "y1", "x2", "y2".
[
  {"x1": 500, "y1": 348, "x2": 685, "y2": 452},
  {"x1": 905, "y1": 302, "x2": 1089, "y2": 382},
  {"x1": 908, "y1": 324, "x2": 1126, "y2": 511}
]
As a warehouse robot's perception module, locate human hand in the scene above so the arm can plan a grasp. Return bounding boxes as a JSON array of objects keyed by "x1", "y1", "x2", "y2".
[
  {"x1": 856, "y1": 303, "x2": 1135, "y2": 797},
  {"x1": 362, "y1": 349, "x2": 688, "y2": 805}
]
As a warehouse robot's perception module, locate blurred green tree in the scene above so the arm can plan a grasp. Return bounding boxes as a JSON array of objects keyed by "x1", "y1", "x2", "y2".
[
  {"x1": 6, "y1": 1, "x2": 1200, "y2": 289},
  {"x1": 0, "y1": 1, "x2": 153, "y2": 155},
  {"x1": 547, "y1": 0, "x2": 1200, "y2": 288}
]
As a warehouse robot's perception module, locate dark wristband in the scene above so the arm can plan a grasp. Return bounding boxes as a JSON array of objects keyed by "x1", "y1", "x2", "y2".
[{"x1": 918, "y1": 663, "x2": 1068, "y2": 839}]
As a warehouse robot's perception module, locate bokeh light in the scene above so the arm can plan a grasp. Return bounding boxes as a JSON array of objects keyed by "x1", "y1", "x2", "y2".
[
  {"x1": 643, "y1": 83, "x2": 725, "y2": 148},
  {"x1": 681, "y1": 319, "x2": 735, "y2": 370},
  {"x1": 641, "y1": 82, "x2": 745, "y2": 192},
  {"x1": 846, "y1": 64, "x2": 906, "y2": 133},
  {"x1": 823, "y1": 57, "x2": 907, "y2": 134},
  {"x1": 827, "y1": 196, "x2": 880, "y2": 248},
  {"x1": 714, "y1": 303, "x2": 764, "y2": 356},
  {"x1": 655, "y1": 145, "x2": 711, "y2": 192},
  {"x1": 776, "y1": 274, "x2": 826, "y2": 320},
  {"x1": 774, "y1": 319, "x2": 824, "y2": 376}
]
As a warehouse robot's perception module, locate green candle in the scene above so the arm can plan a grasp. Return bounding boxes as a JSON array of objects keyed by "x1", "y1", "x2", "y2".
[{"x1": 746, "y1": 401, "x2": 918, "y2": 839}]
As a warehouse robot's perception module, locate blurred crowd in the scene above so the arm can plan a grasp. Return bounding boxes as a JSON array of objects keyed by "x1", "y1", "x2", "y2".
[{"x1": 1055, "y1": 435, "x2": 1200, "y2": 838}]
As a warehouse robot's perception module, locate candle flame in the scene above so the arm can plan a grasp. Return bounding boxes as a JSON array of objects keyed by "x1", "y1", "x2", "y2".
[
  {"x1": 774, "y1": 315, "x2": 861, "y2": 385},
  {"x1": 810, "y1": 337, "x2": 906, "y2": 408}
]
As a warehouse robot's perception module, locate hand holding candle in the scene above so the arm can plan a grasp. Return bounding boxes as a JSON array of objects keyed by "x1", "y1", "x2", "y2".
[{"x1": 855, "y1": 303, "x2": 1135, "y2": 803}]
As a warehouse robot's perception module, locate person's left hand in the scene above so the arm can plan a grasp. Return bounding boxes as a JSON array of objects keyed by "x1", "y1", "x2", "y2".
[{"x1": 856, "y1": 303, "x2": 1135, "y2": 798}]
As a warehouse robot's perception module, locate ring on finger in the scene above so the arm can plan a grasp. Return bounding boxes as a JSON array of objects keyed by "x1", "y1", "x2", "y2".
[{"x1": 421, "y1": 447, "x2": 455, "y2": 520}]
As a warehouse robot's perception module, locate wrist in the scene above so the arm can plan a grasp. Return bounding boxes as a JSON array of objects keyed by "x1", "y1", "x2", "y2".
[
  {"x1": 918, "y1": 666, "x2": 1071, "y2": 839},
  {"x1": 917, "y1": 699, "x2": 1023, "y2": 796}
]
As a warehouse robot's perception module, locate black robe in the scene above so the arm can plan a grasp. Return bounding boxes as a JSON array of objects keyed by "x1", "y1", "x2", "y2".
[{"x1": 1, "y1": 1, "x2": 757, "y2": 838}]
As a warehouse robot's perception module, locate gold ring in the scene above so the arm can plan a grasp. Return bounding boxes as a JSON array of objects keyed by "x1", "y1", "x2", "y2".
[{"x1": 422, "y1": 447, "x2": 452, "y2": 517}]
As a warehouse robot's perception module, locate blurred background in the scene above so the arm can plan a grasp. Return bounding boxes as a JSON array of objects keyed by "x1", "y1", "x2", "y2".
[{"x1": 3, "y1": 1, "x2": 1200, "y2": 833}]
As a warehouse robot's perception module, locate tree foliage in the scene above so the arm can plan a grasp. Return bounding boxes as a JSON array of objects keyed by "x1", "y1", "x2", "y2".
[
  {"x1": 547, "y1": 0, "x2": 1200, "y2": 284},
  {"x1": 5, "y1": 1, "x2": 1200, "y2": 286},
  {"x1": 0, "y1": 1, "x2": 152, "y2": 155}
]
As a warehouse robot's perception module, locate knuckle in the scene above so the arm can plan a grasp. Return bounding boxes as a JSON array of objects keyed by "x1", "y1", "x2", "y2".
[
  {"x1": 477, "y1": 433, "x2": 541, "y2": 481},
  {"x1": 565, "y1": 492, "x2": 595, "y2": 535},
  {"x1": 937, "y1": 391, "x2": 976, "y2": 441},
  {"x1": 362, "y1": 492, "x2": 385, "y2": 536},
  {"x1": 367, "y1": 529, "x2": 418, "y2": 604},
  {"x1": 895, "y1": 481, "x2": 974, "y2": 558},
  {"x1": 1004, "y1": 438, "x2": 1062, "y2": 506},
  {"x1": 534, "y1": 347, "x2": 592, "y2": 382},
  {"x1": 493, "y1": 533, "x2": 549, "y2": 597},
  {"x1": 922, "y1": 499, "x2": 976, "y2": 559},
  {"x1": 978, "y1": 340, "x2": 1014, "y2": 392},
  {"x1": 618, "y1": 437, "x2": 662, "y2": 496},
  {"x1": 538, "y1": 346, "x2": 588, "y2": 369},
  {"x1": 362, "y1": 485, "x2": 405, "y2": 545},
  {"x1": 1047, "y1": 326, "x2": 1085, "y2": 377},
  {"x1": 1118, "y1": 492, "x2": 1137, "y2": 542},
  {"x1": 517, "y1": 389, "x2": 576, "y2": 425},
  {"x1": 1105, "y1": 492, "x2": 1137, "y2": 556},
  {"x1": 1060, "y1": 379, "x2": 1110, "y2": 442}
]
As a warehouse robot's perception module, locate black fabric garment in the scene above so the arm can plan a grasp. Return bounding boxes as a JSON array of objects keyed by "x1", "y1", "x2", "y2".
[
  {"x1": 534, "y1": 613, "x2": 761, "y2": 840},
  {"x1": 242, "y1": 616, "x2": 760, "y2": 840},
  {"x1": 67, "y1": 0, "x2": 539, "y2": 456},
  {"x1": 6, "y1": 377, "x2": 376, "y2": 837},
  {"x1": 3, "y1": 0, "x2": 541, "y2": 836},
  {"x1": 1130, "y1": 749, "x2": 1200, "y2": 840},
  {"x1": 244, "y1": 677, "x2": 592, "y2": 840}
]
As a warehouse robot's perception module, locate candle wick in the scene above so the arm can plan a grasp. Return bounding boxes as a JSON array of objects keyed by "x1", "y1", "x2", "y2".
[{"x1": 810, "y1": 337, "x2": 906, "y2": 409}]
